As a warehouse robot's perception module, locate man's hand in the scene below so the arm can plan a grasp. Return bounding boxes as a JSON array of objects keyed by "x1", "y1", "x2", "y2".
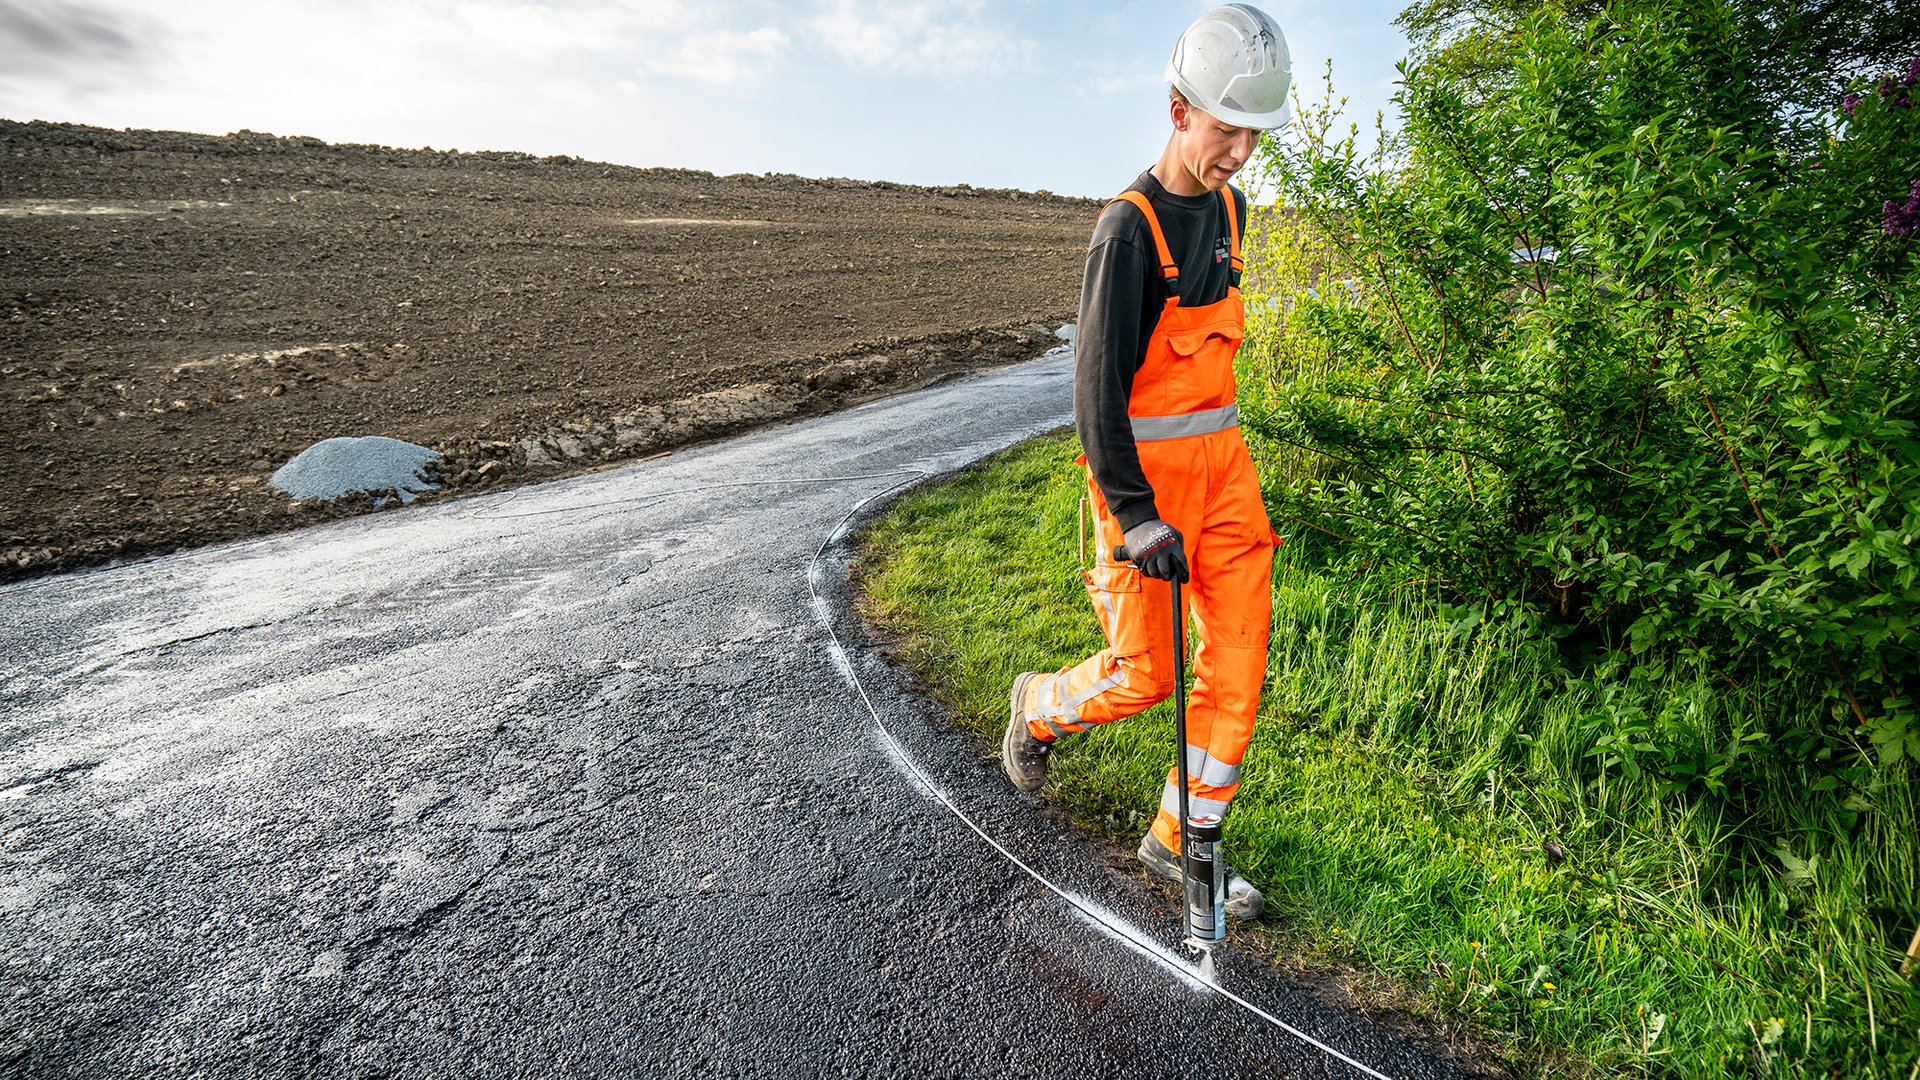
[{"x1": 1120, "y1": 519, "x2": 1189, "y2": 582}]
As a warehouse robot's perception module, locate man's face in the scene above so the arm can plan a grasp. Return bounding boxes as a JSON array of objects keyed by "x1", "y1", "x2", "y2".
[{"x1": 1174, "y1": 101, "x2": 1263, "y2": 191}]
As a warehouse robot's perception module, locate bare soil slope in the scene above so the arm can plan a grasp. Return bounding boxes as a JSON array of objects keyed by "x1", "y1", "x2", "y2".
[{"x1": 1, "y1": 120, "x2": 1095, "y2": 579}]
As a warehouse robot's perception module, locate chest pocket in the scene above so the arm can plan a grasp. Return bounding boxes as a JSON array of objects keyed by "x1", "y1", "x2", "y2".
[{"x1": 1162, "y1": 318, "x2": 1243, "y2": 359}]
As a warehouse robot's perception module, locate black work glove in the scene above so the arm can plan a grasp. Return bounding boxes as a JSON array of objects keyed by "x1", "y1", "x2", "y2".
[{"x1": 1121, "y1": 519, "x2": 1189, "y2": 583}]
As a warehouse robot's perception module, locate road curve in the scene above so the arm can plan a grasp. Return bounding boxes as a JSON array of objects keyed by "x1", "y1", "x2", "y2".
[{"x1": 0, "y1": 353, "x2": 1492, "y2": 1079}]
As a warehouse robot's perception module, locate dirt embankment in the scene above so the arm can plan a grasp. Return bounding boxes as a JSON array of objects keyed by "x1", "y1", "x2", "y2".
[{"x1": 1, "y1": 120, "x2": 1096, "y2": 580}]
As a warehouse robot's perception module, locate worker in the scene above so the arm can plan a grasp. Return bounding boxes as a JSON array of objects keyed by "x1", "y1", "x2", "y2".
[{"x1": 1003, "y1": 4, "x2": 1291, "y2": 920}]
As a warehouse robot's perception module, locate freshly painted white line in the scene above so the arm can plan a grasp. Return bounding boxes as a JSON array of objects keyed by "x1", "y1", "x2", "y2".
[{"x1": 804, "y1": 474, "x2": 1398, "y2": 1080}]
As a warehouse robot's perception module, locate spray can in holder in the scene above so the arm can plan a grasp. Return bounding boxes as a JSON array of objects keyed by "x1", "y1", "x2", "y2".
[{"x1": 1183, "y1": 814, "x2": 1226, "y2": 946}]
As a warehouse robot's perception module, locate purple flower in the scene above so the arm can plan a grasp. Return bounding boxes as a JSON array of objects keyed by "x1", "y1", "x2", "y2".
[
  {"x1": 1844, "y1": 92, "x2": 1862, "y2": 115},
  {"x1": 1877, "y1": 59, "x2": 1918, "y2": 107},
  {"x1": 1887, "y1": 179, "x2": 1920, "y2": 238}
]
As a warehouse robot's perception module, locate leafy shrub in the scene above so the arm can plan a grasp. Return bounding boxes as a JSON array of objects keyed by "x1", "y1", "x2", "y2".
[{"x1": 1246, "y1": 0, "x2": 1920, "y2": 787}]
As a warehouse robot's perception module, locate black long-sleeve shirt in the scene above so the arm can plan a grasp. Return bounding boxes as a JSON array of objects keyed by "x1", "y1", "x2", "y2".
[{"x1": 1074, "y1": 171, "x2": 1246, "y2": 531}]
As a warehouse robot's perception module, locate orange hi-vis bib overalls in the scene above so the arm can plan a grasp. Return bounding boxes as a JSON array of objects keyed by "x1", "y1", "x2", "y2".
[{"x1": 1016, "y1": 187, "x2": 1277, "y2": 853}]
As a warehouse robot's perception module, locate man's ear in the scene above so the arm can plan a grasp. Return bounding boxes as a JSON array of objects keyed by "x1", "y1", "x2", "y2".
[{"x1": 1169, "y1": 96, "x2": 1190, "y2": 132}]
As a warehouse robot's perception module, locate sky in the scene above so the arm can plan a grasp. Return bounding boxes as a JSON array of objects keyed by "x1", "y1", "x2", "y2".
[{"x1": 0, "y1": 0, "x2": 1412, "y2": 199}]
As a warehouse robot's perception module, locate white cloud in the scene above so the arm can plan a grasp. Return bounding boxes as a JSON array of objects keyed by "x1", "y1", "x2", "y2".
[
  {"x1": 640, "y1": 25, "x2": 791, "y2": 85},
  {"x1": 804, "y1": 0, "x2": 1031, "y2": 78},
  {"x1": 449, "y1": 0, "x2": 696, "y2": 58},
  {"x1": 0, "y1": 0, "x2": 170, "y2": 99},
  {"x1": 1079, "y1": 64, "x2": 1164, "y2": 101},
  {"x1": 0, "y1": 0, "x2": 706, "y2": 161}
]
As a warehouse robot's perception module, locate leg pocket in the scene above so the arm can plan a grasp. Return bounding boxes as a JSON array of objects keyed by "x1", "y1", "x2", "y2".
[{"x1": 1084, "y1": 562, "x2": 1152, "y2": 658}]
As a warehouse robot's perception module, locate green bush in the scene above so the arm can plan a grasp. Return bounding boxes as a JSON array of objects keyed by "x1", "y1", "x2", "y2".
[{"x1": 1247, "y1": 0, "x2": 1920, "y2": 785}]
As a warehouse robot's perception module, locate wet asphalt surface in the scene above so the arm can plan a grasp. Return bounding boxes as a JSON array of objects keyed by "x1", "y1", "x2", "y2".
[{"x1": 0, "y1": 353, "x2": 1496, "y2": 1079}]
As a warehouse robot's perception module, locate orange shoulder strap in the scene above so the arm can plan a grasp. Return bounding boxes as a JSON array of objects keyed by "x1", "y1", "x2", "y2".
[
  {"x1": 1106, "y1": 191, "x2": 1179, "y2": 286},
  {"x1": 1223, "y1": 188, "x2": 1243, "y2": 281}
]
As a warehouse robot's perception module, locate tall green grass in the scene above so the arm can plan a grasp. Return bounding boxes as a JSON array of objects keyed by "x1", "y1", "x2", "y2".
[{"x1": 859, "y1": 431, "x2": 1918, "y2": 1078}]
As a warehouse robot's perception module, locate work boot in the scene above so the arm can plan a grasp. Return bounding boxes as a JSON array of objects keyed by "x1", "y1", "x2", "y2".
[
  {"x1": 1137, "y1": 832, "x2": 1265, "y2": 920},
  {"x1": 1001, "y1": 672, "x2": 1053, "y2": 794}
]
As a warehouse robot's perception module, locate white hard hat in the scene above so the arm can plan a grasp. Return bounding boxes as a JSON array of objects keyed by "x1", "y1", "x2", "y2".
[{"x1": 1165, "y1": 4, "x2": 1292, "y2": 130}]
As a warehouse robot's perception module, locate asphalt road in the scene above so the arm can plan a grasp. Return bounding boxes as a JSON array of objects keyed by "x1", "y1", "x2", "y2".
[{"x1": 0, "y1": 354, "x2": 1494, "y2": 1079}]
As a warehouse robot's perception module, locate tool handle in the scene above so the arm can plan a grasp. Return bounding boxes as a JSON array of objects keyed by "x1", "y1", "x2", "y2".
[
  {"x1": 1171, "y1": 575, "x2": 1188, "y2": 845},
  {"x1": 1112, "y1": 544, "x2": 1132, "y2": 563}
]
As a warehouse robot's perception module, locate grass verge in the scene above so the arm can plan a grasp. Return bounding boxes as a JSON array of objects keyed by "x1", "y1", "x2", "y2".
[{"x1": 858, "y1": 430, "x2": 1917, "y2": 1078}]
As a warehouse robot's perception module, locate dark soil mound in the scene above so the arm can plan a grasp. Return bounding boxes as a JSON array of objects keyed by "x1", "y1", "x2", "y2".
[{"x1": 1, "y1": 120, "x2": 1094, "y2": 579}]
